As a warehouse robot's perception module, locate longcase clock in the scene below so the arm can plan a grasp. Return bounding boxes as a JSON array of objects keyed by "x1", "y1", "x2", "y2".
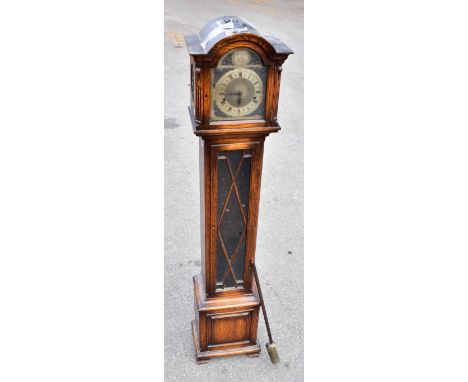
[{"x1": 184, "y1": 16, "x2": 292, "y2": 364}]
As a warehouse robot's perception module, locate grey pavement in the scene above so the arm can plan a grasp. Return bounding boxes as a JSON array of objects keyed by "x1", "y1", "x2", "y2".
[{"x1": 164, "y1": 1, "x2": 303, "y2": 381}]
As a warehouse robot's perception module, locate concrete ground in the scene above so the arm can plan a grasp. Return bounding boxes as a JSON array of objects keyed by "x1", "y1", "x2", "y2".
[{"x1": 164, "y1": 1, "x2": 303, "y2": 381}]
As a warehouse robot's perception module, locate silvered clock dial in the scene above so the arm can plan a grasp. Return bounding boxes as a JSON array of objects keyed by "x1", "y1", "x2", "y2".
[{"x1": 211, "y1": 48, "x2": 267, "y2": 121}]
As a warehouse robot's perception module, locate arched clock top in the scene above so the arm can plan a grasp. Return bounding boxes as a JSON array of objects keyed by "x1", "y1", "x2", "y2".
[
  {"x1": 185, "y1": 16, "x2": 293, "y2": 63},
  {"x1": 199, "y1": 16, "x2": 260, "y2": 52}
]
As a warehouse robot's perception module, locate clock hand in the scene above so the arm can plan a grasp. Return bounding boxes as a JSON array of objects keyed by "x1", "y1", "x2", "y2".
[{"x1": 237, "y1": 90, "x2": 242, "y2": 106}]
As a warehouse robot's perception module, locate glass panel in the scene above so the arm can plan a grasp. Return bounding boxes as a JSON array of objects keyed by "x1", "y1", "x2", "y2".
[
  {"x1": 215, "y1": 149, "x2": 252, "y2": 290},
  {"x1": 217, "y1": 151, "x2": 229, "y2": 217}
]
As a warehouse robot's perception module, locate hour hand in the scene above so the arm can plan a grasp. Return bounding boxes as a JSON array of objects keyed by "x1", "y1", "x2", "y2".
[
  {"x1": 219, "y1": 91, "x2": 242, "y2": 96},
  {"x1": 237, "y1": 91, "x2": 243, "y2": 105}
]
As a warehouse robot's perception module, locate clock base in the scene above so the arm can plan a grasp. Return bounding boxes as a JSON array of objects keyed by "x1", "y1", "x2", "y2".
[
  {"x1": 191, "y1": 274, "x2": 262, "y2": 364},
  {"x1": 191, "y1": 320, "x2": 261, "y2": 364}
]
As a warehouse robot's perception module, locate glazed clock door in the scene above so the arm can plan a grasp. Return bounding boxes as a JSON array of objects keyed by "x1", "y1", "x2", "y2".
[{"x1": 210, "y1": 142, "x2": 263, "y2": 295}]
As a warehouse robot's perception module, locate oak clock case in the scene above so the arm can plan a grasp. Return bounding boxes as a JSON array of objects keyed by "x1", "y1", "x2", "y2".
[{"x1": 185, "y1": 16, "x2": 292, "y2": 364}]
